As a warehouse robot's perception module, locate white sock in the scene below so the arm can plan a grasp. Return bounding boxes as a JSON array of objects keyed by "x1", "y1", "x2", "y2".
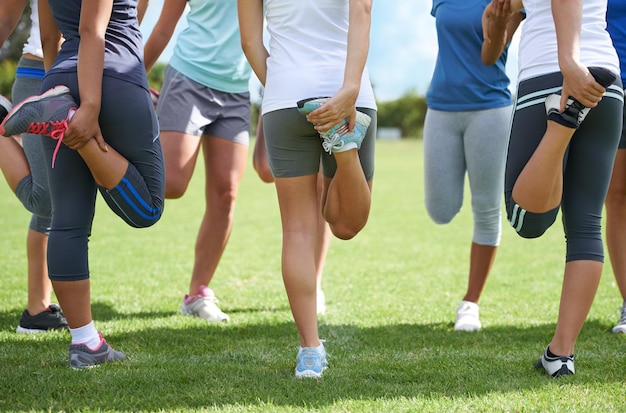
[{"x1": 70, "y1": 321, "x2": 101, "y2": 348}]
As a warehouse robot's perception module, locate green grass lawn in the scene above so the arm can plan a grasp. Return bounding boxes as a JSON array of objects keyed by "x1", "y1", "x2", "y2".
[{"x1": 1, "y1": 138, "x2": 625, "y2": 412}]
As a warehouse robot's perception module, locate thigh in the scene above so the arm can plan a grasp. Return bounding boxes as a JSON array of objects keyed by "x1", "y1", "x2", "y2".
[
  {"x1": 202, "y1": 135, "x2": 248, "y2": 193},
  {"x1": 263, "y1": 108, "x2": 323, "y2": 178},
  {"x1": 465, "y1": 106, "x2": 511, "y2": 208},
  {"x1": 423, "y1": 109, "x2": 466, "y2": 218}
]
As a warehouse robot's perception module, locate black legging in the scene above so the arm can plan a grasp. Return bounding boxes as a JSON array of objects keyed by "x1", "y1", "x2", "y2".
[
  {"x1": 41, "y1": 73, "x2": 165, "y2": 281},
  {"x1": 505, "y1": 71, "x2": 624, "y2": 262}
]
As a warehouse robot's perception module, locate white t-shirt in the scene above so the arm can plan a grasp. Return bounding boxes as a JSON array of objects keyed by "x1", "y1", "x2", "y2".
[
  {"x1": 21, "y1": 0, "x2": 43, "y2": 58},
  {"x1": 261, "y1": 0, "x2": 377, "y2": 115},
  {"x1": 518, "y1": 0, "x2": 619, "y2": 81}
]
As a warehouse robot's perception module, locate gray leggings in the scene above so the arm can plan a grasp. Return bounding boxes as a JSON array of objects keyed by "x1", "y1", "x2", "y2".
[
  {"x1": 423, "y1": 106, "x2": 512, "y2": 246},
  {"x1": 12, "y1": 57, "x2": 51, "y2": 233}
]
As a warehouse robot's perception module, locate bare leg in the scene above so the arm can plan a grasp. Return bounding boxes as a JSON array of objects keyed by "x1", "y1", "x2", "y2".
[
  {"x1": 314, "y1": 171, "x2": 331, "y2": 313},
  {"x1": 188, "y1": 137, "x2": 247, "y2": 295},
  {"x1": 275, "y1": 174, "x2": 321, "y2": 347},
  {"x1": 76, "y1": 139, "x2": 129, "y2": 190},
  {"x1": 26, "y1": 229, "x2": 52, "y2": 314},
  {"x1": 322, "y1": 149, "x2": 372, "y2": 240},
  {"x1": 512, "y1": 121, "x2": 576, "y2": 212},
  {"x1": 0, "y1": 136, "x2": 29, "y2": 190},
  {"x1": 51, "y1": 279, "x2": 91, "y2": 328},
  {"x1": 463, "y1": 242, "x2": 497, "y2": 303},
  {"x1": 549, "y1": 260, "x2": 602, "y2": 356},
  {"x1": 253, "y1": 115, "x2": 274, "y2": 183}
]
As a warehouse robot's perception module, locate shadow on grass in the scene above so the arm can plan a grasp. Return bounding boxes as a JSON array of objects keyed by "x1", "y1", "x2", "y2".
[{"x1": 0, "y1": 305, "x2": 624, "y2": 411}]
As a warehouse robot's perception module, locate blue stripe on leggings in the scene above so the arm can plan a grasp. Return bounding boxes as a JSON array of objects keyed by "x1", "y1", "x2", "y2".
[
  {"x1": 15, "y1": 67, "x2": 45, "y2": 80},
  {"x1": 115, "y1": 178, "x2": 160, "y2": 220}
]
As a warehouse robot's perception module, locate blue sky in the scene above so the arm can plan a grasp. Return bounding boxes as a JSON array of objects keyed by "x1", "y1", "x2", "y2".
[{"x1": 140, "y1": 1, "x2": 520, "y2": 102}]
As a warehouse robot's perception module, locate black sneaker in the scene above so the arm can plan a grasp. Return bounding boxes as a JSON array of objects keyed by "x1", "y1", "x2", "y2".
[
  {"x1": 535, "y1": 346, "x2": 575, "y2": 377},
  {"x1": 0, "y1": 95, "x2": 12, "y2": 124},
  {"x1": 545, "y1": 66, "x2": 617, "y2": 129},
  {"x1": 68, "y1": 332, "x2": 126, "y2": 369},
  {"x1": 16, "y1": 304, "x2": 69, "y2": 334}
]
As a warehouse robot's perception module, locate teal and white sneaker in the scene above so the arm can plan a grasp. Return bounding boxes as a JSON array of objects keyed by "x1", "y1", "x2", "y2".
[
  {"x1": 296, "y1": 97, "x2": 371, "y2": 154},
  {"x1": 295, "y1": 343, "x2": 328, "y2": 378}
]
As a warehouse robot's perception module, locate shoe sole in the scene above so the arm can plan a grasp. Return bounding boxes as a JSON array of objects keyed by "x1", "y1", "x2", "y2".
[
  {"x1": 16, "y1": 326, "x2": 51, "y2": 334},
  {"x1": 0, "y1": 85, "x2": 71, "y2": 136}
]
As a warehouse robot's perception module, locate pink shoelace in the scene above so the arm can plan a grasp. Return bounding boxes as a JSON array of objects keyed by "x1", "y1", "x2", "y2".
[{"x1": 26, "y1": 119, "x2": 69, "y2": 168}]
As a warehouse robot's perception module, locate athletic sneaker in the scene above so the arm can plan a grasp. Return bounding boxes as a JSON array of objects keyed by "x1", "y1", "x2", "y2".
[
  {"x1": 296, "y1": 97, "x2": 371, "y2": 154},
  {"x1": 0, "y1": 85, "x2": 76, "y2": 167},
  {"x1": 180, "y1": 285, "x2": 229, "y2": 322},
  {"x1": 534, "y1": 346, "x2": 575, "y2": 377},
  {"x1": 545, "y1": 66, "x2": 616, "y2": 129},
  {"x1": 0, "y1": 95, "x2": 12, "y2": 124},
  {"x1": 68, "y1": 332, "x2": 126, "y2": 369},
  {"x1": 16, "y1": 304, "x2": 69, "y2": 334},
  {"x1": 295, "y1": 344, "x2": 328, "y2": 378},
  {"x1": 612, "y1": 304, "x2": 626, "y2": 334},
  {"x1": 454, "y1": 300, "x2": 481, "y2": 332}
]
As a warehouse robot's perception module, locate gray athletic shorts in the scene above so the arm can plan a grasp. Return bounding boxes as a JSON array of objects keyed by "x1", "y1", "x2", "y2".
[
  {"x1": 262, "y1": 107, "x2": 376, "y2": 180},
  {"x1": 157, "y1": 65, "x2": 250, "y2": 145}
]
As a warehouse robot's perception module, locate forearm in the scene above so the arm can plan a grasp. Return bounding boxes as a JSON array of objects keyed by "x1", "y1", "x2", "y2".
[
  {"x1": 552, "y1": 0, "x2": 582, "y2": 71},
  {"x1": 77, "y1": 31, "x2": 104, "y2": 112},
  {"x1": 0, "y1": 0, "x2": 27, "y2": 44},
  {"x1": 343, "y1": 0, "x2": 372, "y2": 98},
  {"x1": 143, "y1": 0, "x2": 186, "y2": 72},
  {"x1": 238, "y1": 0, "x2": 268, "y2": 85}
]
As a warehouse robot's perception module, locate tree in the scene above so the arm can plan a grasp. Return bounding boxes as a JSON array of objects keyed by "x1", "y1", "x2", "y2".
[{"x1": 376, "y1": 90, "x2": 427, "y2": 139}]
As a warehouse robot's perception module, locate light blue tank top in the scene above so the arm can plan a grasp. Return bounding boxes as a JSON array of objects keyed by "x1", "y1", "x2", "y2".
[{"x1": 169, "y1": 0, "x2": 251, "y2": 93}]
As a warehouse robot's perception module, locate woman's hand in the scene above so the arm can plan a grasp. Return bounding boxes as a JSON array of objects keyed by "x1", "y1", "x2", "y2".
[
  {"x1": 63, "y1": 105, "x2": 107, "y2": 151},
  {"x1": 305, "y1": 86, "x2": 359, "y2": 132},
  {"x1": 560, "y1": 60, "x2": 606, "y2": 110}
]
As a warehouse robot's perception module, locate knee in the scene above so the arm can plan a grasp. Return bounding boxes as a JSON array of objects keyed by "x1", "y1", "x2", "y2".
[
  {"x1": 164, "y1": 175, "x2": 189, "y2": 199},
  {"x1": 507, "y1": 202, "x2": 558, "y2": 239}
]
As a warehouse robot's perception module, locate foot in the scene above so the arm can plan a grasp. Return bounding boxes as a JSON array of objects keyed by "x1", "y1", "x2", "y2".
[
  {"x1": 295, "y1": 343, "x2": 328, "y2": 378},
  {"x1": 296, "y1": 97, "x2": 371, "y2": 154},
  {"x1": 0, "y1": 95, "x2": 12, "y2": 124},
  {"x1": 535, "y1": 346, "x2": 574, "y2": 377},
  {"x1": 180, "y1": 285, "x2": 229, "y2": 322},
  {"x1": 68, "y1": 332, "x2": 126, "y2": 369},
  {"x1": 612, "y1": 304, "x2": 626, "y2": 334},
  {"x1": 545, "y1": 66, "x2": 616, "y2": 129},
  {"x1": 16, "y1": 304, "x2": 69, "y2": 334},
  {"x1": 454, "y1": 300, "x2": 481, "y2": 332}
]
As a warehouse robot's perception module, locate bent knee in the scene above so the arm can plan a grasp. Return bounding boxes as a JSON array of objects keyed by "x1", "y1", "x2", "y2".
[{"x1": 508, "y1": 202, "x2": 558, "y2": 239}]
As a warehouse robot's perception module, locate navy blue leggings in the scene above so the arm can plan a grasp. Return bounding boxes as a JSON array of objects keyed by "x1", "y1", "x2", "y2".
[
  {"x1": 41, "y1": 73, "x2": 165, "y2": 281},
  {"x1": 505, "y1": 71, "x2": 624, "y2": 262}
]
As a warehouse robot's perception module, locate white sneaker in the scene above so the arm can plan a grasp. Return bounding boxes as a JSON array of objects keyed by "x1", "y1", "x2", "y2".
[
  {"x1": 180, "y1": 285, "x2": 229, "y2": 322},
  {"x1": 317, "y1": 289, "x2": 326, "y2": 315},
  {"x1": 612, "y1": 304, "x2": 626, "y2": 334},
  {"x1": 454, "y1": 300, "x2": 481, "y2": 332}
]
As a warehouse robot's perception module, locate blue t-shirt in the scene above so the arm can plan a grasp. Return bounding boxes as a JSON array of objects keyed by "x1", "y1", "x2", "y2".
[
  {"x1": 607, "y1": 0, "x2": 626, "y2": 85},
  {"x1": 46, "y1": 0, "x2": 148, "y2": 90},
  {"x1": 169, "y1": 0, "x2": 251, "y2": 94},
  {"x1": 427, "y1": 0, "x2": 512, "y2": 111}
]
